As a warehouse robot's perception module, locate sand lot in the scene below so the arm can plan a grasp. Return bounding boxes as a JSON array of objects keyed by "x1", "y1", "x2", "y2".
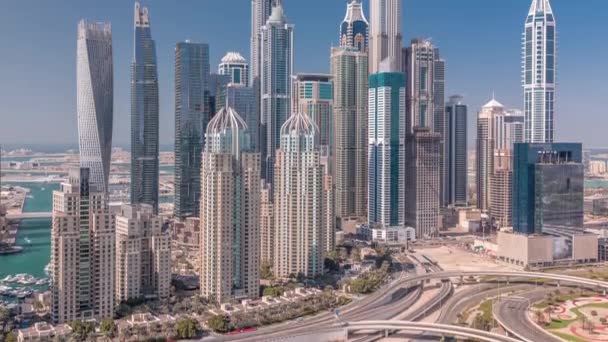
[{"x1": 416, "y1": 246, "x2": 519, "y2": 272}]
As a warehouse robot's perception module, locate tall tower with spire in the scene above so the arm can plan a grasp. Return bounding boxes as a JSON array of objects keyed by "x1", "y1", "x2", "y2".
[
  {"x1": 369, "y1": 0, "x2": 402, "y2": 73},
  {"x1": 340, "y1": 0, "x2": 369, "y2": 53},
  {"x1": 523, "y1": 0, "x2": 556, "y2": 143},
  {"x1": 260, "y1": 0, "x2": 294, "y2": 185},
  {"x1": 131, "y1": 2, "x2": 160, "y2": 212}
]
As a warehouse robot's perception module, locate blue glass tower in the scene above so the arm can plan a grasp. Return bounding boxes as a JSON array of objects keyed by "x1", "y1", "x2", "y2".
[
  {"x1": 512, "y1": 143, "x2": 583, "y2": 235},
  {"x1": 340, "y1": 0, "x2": 369, "y2": 53},
  {"x1": 174, "y1": 42, "x2": 210, "y2": 220},
  {"x1": 368, "y1": 72, "x2": 406, "y2": 227},
  {"x1": 131, "y1": 2, "x2": 160, "y2": 212}
]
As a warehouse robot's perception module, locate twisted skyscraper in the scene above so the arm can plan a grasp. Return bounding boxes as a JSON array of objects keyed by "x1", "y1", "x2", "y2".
[
  {"x1": 523, "y1": 0, "x2": 556, "y2": 143},
  {"x1": 77, "y1": 21, "x2": 113, "y2": 193},
  {"x1": 131, "y1": 2, "x2": 160, "y2": 212}
]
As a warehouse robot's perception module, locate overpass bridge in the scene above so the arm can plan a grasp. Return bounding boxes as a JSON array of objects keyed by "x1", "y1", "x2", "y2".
[
  {"x1": 346, "y1": 321, "x2": 521, "y2": 342},
  {"x1": 6, "y1": 212, "x2": 52, "y2": 220},
  {"x1": 399, "y1": 270, "x2": 608, "y2": 291}
]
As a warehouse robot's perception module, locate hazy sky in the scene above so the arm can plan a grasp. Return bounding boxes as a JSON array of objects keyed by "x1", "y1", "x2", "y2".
[{"x1": 0, "y1": 0, "x2": 606, "y2": 148}]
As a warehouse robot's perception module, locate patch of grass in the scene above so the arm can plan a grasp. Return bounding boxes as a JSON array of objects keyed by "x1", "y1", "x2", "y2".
[
  {"x1": 546, "y1": 317, "x2": 577, "y2": 330},
  {"x1": 478, "y1": 300, "x2": 493, "y2": 321},
  {"x1": 551, "y1": 331, "x2": 589, "y2": 342}
]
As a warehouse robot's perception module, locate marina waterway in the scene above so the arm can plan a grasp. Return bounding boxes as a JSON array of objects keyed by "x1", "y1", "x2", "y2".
[{"x1": 0, "y1": 183, "x2": 56, "y2": 300}]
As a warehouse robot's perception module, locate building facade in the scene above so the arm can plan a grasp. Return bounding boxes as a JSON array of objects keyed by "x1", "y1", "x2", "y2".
[
  {"x1": 261, "y1": 2, "x2": 294, "y2": 184},
  {"x1": 513, "y1": 143, "x2": 584, "y2": 235},
  {"x1": 340, "y1": 0, "x2": 369, "y2": 53},
  {"x1": 369, "y1": 0, "x2": 402, "y2": 73},
  {"x1": 274, "y1": 112, "x2": 329, "y2": 279},
  {"x1": 292, "y1": 74, "x2": 333, "y2": 149},
  {"x1": 250, "y1": 0, "x2": 273, "y2": 87},
  {"x1": 476, "y1": 99, "x2": 503, "y2": 212},
  {"x1": 331, "y1": 47, "x2": 368, "y2": 228},
  {"x1": 260, "y1": 182, "x2": 274, "y2": 264},
  {"x1": 368, "y1": 72, "x2": 405, "y2": 227},
  {"x1": 115, "y1": 204, "x2": 171, "y2": 303},
  {"x1": 77, "y1": 21, "x2": 113, "y2": 193},
  {"x1": 226, "y1": 84, "x2": 258, "y2": 151},
  {"x1": 51, "y1": 168, "x2": 115, "y2": 324},
  {"x1": 200, "y1": 107, "x2": 260, "y2": 303},
  {"x1": 523, "y1": 0, "x2": 556, "y2": 143},
  {"x1": 218, "y1": 52, "x2": 249, "y2": 86},
  {"x1": 403, "y1": 39, "x2": 446, "y2": 206},
  {"x1": 490, "y1": 150, "x2": 514, "y2": 228},
  {"x1": 405, "y1": 127, "x2": 441, "y2": 238},
  {"x1": 445, "y1": 96, "x2": 468, "y2": 207},
  {"x1": 174, "y1": 42, "x2": 210, "y2": 221},
  {"x1": 131, "y1": 2, "x2": 160, "y2": 212}
]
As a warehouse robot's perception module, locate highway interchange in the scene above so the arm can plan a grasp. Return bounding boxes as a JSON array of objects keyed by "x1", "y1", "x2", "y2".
[{"x1": 203, "y1": 254, "x2": 607, "y2": 342}]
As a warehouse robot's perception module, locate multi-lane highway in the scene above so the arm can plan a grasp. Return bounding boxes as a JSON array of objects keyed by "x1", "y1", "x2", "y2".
[
  {"x1": 202, "y1": 259, "x2": 606, "y2": 341},
  {"x1": 493, "y1": 290, "x2": 562, "y2": 342}
]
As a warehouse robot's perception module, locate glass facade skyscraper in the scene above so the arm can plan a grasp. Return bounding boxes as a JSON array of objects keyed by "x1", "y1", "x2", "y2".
[
  {"x1": 523, "y1": 0, "x2": 556, "y2": 143},
  {"x1": 77, "y1": 21, "x2": 113, "y2": 193},
  {"x1": 218, "y1": 52, "x2": 249, "y2": 86},
  {"x1": 226, "y1": 84, "x2": 258, "y2": 152},
  {"x1": 260, "y1": 2, "x2": 294, "y2": 185},
  {"x1": 512, "y1": 143, "x2": 583, "y2": 235},
  {"x1": 445, "y1": 95, "x2": 468, "y2": 207},
  {"x1": 368, "y1": 72, "x2": 405, "y2": 227},
  {"x1": 131, "y1": 2, "x2": 160, "y2": 212},
  {"x1": 174, "y1": 42, "x2": 210, "y2": 221}
]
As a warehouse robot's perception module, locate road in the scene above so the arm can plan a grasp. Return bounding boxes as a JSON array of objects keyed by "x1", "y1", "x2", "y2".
[
  {"x1": 493, "y1": 289, "x2": 562, "y2": 342},
  {"x1": 212, "y1": 263, "x2": 424, "y2": 341}
]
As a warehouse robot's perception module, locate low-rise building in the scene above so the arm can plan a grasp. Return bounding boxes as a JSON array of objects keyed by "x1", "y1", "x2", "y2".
[
  {"x1": 497, "y1": 230, "x2": 598, "y2": 268},
  {"x1": 357, "y1": 224, "x2": 415, "y2": 245},
  {"x1": 17, "y1": 322, "x2": 72, "y2": 342}
]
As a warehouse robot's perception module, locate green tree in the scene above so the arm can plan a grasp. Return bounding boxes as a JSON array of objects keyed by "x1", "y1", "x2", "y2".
[
  {"x1": 176, "y1": 317, "x2": 199, "y2": 339},
  {"x1": 100, "y1": 318, "x2": 116, "y2": 338},
  {"x1": 69, "y1": 320, "x2": 95, "y2": 341},
  {"x1": 263, "y1": 286, "x2": 284, "y2": 297},
  {"x1": 207, "y1": 314, "x2": 230, "y2": 333},
  {"x1": 5, "y1": 332, "x2": 17, "y2": 342},
  {"x1": 260, "y1": 261, "x2": 274, "y2": 280}
]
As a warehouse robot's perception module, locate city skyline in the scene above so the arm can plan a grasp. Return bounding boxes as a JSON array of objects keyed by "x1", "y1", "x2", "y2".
[{"x1": 1, "y1": 0, "x2": 606, "y2": 147}]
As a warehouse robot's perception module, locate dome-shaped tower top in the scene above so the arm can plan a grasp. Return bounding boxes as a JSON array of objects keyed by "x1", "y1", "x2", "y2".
[
  {"x1": 280, "y1": 111, "x2": 318, "y2": 137},
  {"x1": 207, "y1": 106, "x2": 248, "y2": 135}
]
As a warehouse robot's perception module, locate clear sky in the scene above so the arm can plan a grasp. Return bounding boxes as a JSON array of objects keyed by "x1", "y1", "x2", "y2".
[{"x1": 0, "y1": 0, "x2": 606, "y2": 148}]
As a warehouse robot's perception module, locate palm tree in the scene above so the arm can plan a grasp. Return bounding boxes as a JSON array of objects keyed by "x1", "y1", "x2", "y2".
[{"x1": 534, "y1": 310, "x2": 545, "y2": 325}]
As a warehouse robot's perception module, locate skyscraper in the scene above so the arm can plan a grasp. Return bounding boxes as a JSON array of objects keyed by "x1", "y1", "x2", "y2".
[
  {"x1": 115, "y1": 204, "x2": 171, "y2": 303},
  {"x1": 200, "y1": 107, "x2": 260, "y2": 303},
  {"x1": 131, "y1": 2, "x2": 160, "y2": 212},
  {"x1": 368, "y1": 71, "x2": 405, "y2": 227},
  {"x1": 174, "y1": 42, "x2": 210, "y2": 221},
  {"x1": 208, "y1": 73, "x2": 231, "y2": 118},
  {"x1": 475, "y1": 98, "x2": 503, "y2": 212},
  {"x1": 291, "y1": 73, "x2": 333, "y2": 149},
  {"x1": 369, "y1": 0, "x2": 402, "y2": 73},
  {"x1": 250, "y1": 0, "x2": 273, "y2": 87},
  {"x1": 261, "y1": 1, "x2": 294, "y2": 184},
  {"x1": 404, "y1": 39, "x2": 446, "y2": 206},
  {"x1": 523, "y1": 0, "x2": 556, "y2": 143},
  {"x1": 226, "y1": 84, "x2": 258, "y2": 151},
  {"x1": 77, "y1": 21, "x2": 113, "y2": 193},
  {"x1": 340, "y1": 0, "x2": 369, "y2": 53},
  {"x1": 405, "y1": 127, "x2": 441, "y2": 238},
  {"x1": 490, "y1": 149, "x2": 513, "y2": 228},
  {"x1": 260, "y1": 182, "x2": 274, "y2": 264},
  {"x1": 51, "y1": 168, "x2": 115, "y2": 324},
  {"x1": 331, "y1": 47, "x2": 368, "y2": 227},
  {"x1": 219, "y1": 52, "x2": 249, "y2": 86},
  {"x1": 513, "y1": 143, "x2": 583, "y2": 235},
  {"x1": 274, "y1": 112, "x2": 329, "y2": 279},
  {"x1": 445, "y1": 95, "x2": 468, "y2": 207},
  {"x1": 494, "y1": 109, "x2": 524, "y2": 151}
]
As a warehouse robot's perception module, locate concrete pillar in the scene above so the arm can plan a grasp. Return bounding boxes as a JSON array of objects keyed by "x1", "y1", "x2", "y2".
[
  {"x1": 385, "y1": 329, "x2": 389, "y2": 337},
  {"x1": 557, "y1": 280, "x2": 560, "y2": 289}
]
